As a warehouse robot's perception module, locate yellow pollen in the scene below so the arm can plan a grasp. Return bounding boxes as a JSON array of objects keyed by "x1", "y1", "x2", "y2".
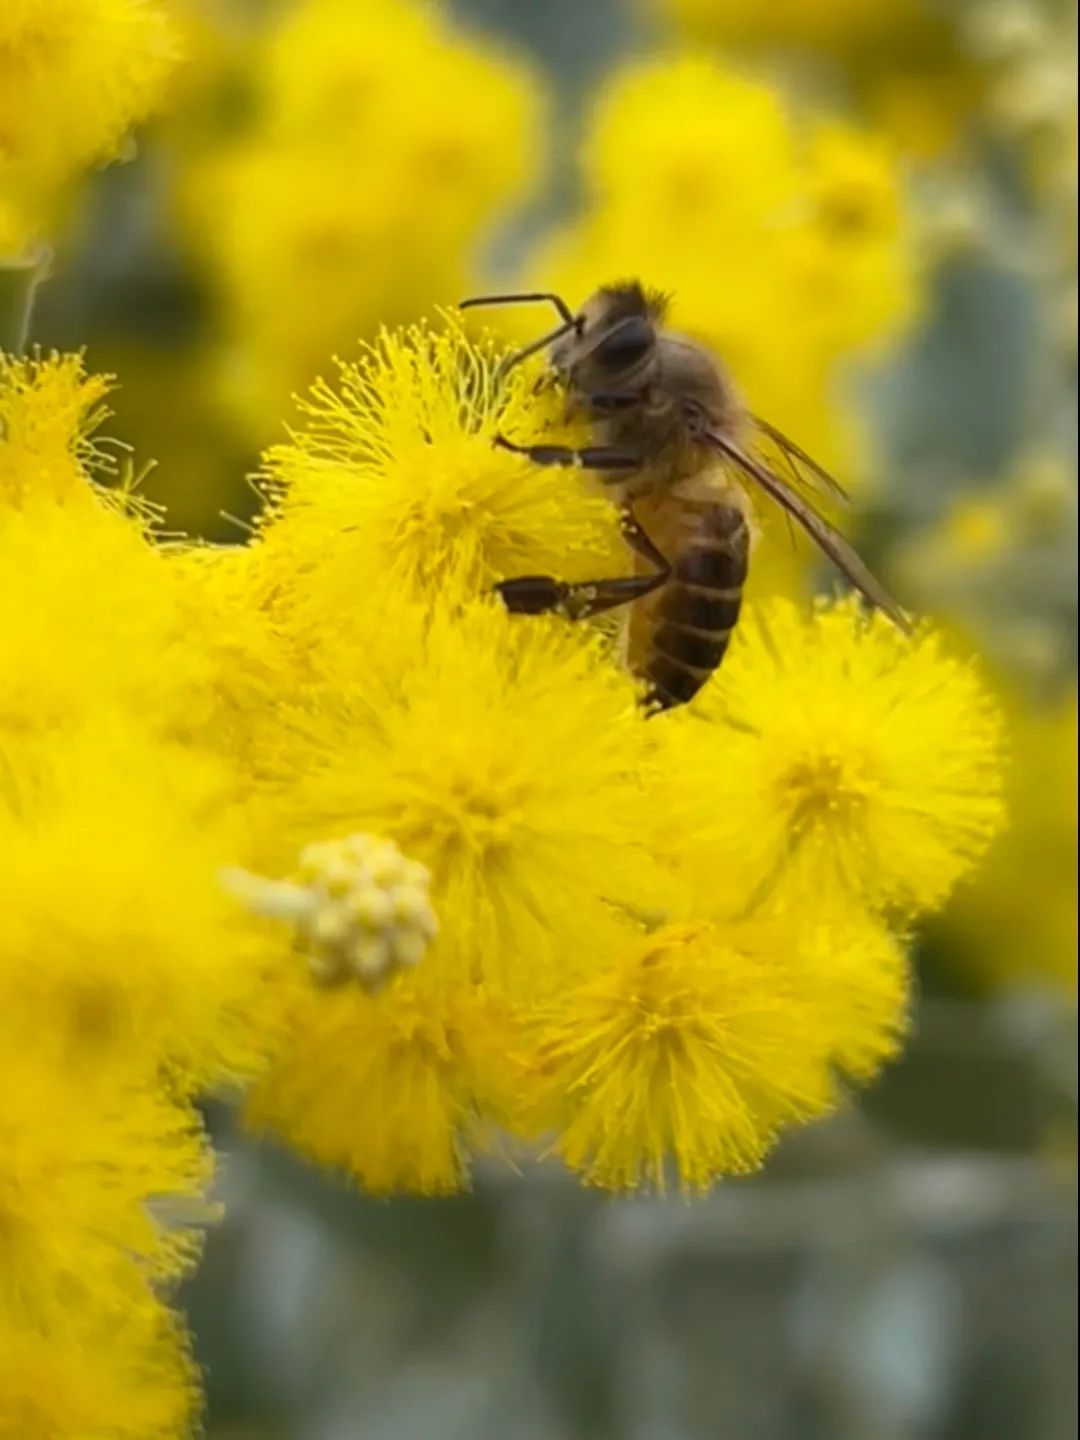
[{"x1": 780, "y1": 752, "x2": 869, "y2": 829}]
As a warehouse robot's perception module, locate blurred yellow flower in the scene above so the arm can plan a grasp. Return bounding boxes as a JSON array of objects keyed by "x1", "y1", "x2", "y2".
[
  {"x1": 0, "y1": 720, "x2": 288, "y2": 1092},
  {"x1": 648, "y1": 0, "x2": 980, "y2": 159},
  {"x1": 0, "y1": 1052, "x2": 209, "y2": 1320},
  {"x1": 892, "y1": 451, "x2": 1077, "y2": 680},
  {"x1": 0, "y1": 0, "x2": 180, "y2": 244},
  {"x1": 256, "y1": 319, "x2": 621, "y2": 626},
  {"x1": 516, "y1": 54, "x2": 916, "y2": 484},
  {"x1": 652, "y1": 0, "x2": 937, "y2": 52},
  {"x1": 665, "y1": 597, "x2": 1006, "y2": 918},
  {"x1": 789, "y1": 120, "x2": 916, "y2": 351},
  {"x1": 937, "y1": 686, "x2": 1077, "y2": 993},
  {"x1": 0, "y1": 1287, "x2": 196, "y2": 1440},
  {"x1": 182, "y1": 0, "x2": 546, "y2": 436}
]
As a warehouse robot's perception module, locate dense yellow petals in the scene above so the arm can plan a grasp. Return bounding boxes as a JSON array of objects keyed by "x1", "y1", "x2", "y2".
[
  {"x1": 662, "y1": 597, "x2": 1006, "y2": 918},
  {"x1": 0, "y1": 1290, "x2": 197, "y2": 1440},
  {"x1": 246, "y1": 977, "x2": 531, "y2": 1196},
  {"x1": 784, "y1": 909, "x2": 911, "y2": 1083},
  {"x1": 249, "y1": 600, "x2": 664, "y2": 1000},
  {"x1": 0, "y1": 501, "x2": 204, "y2": 738},
  {"x1": 256, "y1": 319, "x2": 622, "y2": 623},
  {"x1": 0, "y1": 352, "x2": 114, "y2": 509},
  {"x1": 534, "y1": 922, "x2": 834, "y2": 1193},
  {"x1": 0, "y1": 721, "x2": 289, "y2": 1092},
  {"x1": 0, "y1": 1052, "x2": 209, "y2": 1324}
]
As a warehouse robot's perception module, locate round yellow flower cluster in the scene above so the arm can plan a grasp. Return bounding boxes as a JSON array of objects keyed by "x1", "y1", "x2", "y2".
[
  {"x1": 0, "y1": 356, "x2": 293, "y2": 1437},
  {"x1": 0, "y1": 335, "x2": 1006, "y2": 1428},
  {"x1": 210, "y1": 320, "x2": 1001, "y2": 1195}
]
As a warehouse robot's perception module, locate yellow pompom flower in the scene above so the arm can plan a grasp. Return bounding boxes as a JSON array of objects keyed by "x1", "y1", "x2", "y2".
[
  {"x1": 664, "y1": 598, "x2": 1006, "y2": 919},
  {"x1": 0, "y1": 0, "x2": 180, "y2": 238},
  {"x1": 786, "y1": 120, "x2": 918, "y2": 352},
  {"x1": 534, "y1": 921, "x2": 834, "y2": 1193},
  {"x1": 256, "y1": 319, "x2": 622, "y2": 626},
  {"x1": 582, "y1": 54, "x2": 797, "y2": 229},
  {"x1": 0, "y1": 350, "x2": 285, "y2": 758},
  {"x1": 0, "y1": 502, "x2": 203, "y2": 738},
  {"x1": 248, "y1": 600, "x2": 663, "y2": 1001},
  {"x1": 246, "y1": 976, "x2": 531, "y2": 1196},
  {"x1": 0, "y1": 1053, "x2": 209, "y2": 1321},
  {"x1": 0, "y1": 720, "x2": 289, "y2": 1093},
  {"x1": 0, "y1": 351, "x2": 114, "y2": 510},
  {"x1": 0, "y1": 1288, "x2": 197, "y2": 1440},
  {"x1": 164, "y1": 539, "x2": 290, "y2": 775},
  {"x1": 260, "y1": 0, "x2": 542, "y2": 243},
  {"x1": 785, "y1": 909, "x2": 911, "y2": 1083},
  {"x1": 0, "y1": 351, "x2": 218, "y2": 742}
]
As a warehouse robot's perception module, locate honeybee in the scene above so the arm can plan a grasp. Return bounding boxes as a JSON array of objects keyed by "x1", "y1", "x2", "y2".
[{"x1": 460, "y1": 281, "x2": 909, "y2": 711}]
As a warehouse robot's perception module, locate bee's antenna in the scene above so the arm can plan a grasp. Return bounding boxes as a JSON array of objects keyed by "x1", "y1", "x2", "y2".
[
  {"x1": 493, "y1": 320, "x2": 579, "y2": 383},
  {"x1": 459, "y1": 290, "x2": 579, "y2": 328}
]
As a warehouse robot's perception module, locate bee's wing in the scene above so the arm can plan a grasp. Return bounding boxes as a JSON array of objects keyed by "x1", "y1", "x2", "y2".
[
  {"x1": 702, "y1": 427, "x2": 912, "y2": 634},
  {"x1": 749, "y1": 415, "x2": 850, "y2": 505}
]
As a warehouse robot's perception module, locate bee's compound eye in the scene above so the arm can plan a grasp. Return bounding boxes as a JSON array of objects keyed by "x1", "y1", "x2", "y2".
[{"x1": 594, "y1": 316, "x2": 653, "y2": 369}]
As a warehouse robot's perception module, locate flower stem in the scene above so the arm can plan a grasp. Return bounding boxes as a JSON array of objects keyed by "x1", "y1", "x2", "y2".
[{"x1": 0, "y1": 251, "x2": 47, "y2": 354}]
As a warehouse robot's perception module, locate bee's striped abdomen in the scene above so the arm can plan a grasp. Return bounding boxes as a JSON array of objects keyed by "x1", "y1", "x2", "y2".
[{"x1": 644, "y1": 502, "x2": 749, "y2": 710}]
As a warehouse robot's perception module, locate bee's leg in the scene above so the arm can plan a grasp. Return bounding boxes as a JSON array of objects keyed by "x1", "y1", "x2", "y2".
[
  {"x1": 498, "y1": 511, "x2": 671, "y2": 620},
  {"x1": 493, "y1": 433, "x2": 639, "y2": 472},
  {"x1": 496, "y1": 572, "x2": 666, "y2": 620},
  {"x1": 618, "y1": 508, "x2": 668, "y2": 569}
]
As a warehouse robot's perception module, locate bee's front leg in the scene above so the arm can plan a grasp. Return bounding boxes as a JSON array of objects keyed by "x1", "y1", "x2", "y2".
[{"x1": 493, "y1": 433, "x2": 640, "y2": 472}]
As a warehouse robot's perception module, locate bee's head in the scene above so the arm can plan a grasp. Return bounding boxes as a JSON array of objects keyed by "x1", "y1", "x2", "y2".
[
  {"x1": 552, "y1": 281, "x2": 668, "y2": 394},
  {"x1": 458, "y1": 282, "x2": 669, "y2": 393}
]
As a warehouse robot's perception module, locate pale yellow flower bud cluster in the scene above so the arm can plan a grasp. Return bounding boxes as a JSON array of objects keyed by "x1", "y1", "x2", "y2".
[{"x1": 225, "y1": 835, "x2": 437, "y2": 992}]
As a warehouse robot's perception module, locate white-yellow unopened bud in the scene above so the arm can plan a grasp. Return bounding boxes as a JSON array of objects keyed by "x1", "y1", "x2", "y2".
[
  {"x1": 221, "y1": 834, "x2": 437, "y2": 992},
  {"x1": 347, "y1": 886, "x2": 395, "y2": 930}
]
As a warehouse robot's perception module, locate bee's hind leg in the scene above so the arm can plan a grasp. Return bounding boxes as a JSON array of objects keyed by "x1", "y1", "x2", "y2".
[
  {"x1": 496, "y1": 572, "x2": 666, "y2": 620},
  {"x1": 496, "y1": 508, "x2": 671, "y2": 620}
]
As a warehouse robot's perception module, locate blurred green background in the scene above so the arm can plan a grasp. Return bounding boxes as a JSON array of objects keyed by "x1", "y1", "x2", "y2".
[{"x1": 23, "y1": 1, "x2": 1077, "y2": 1436}]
